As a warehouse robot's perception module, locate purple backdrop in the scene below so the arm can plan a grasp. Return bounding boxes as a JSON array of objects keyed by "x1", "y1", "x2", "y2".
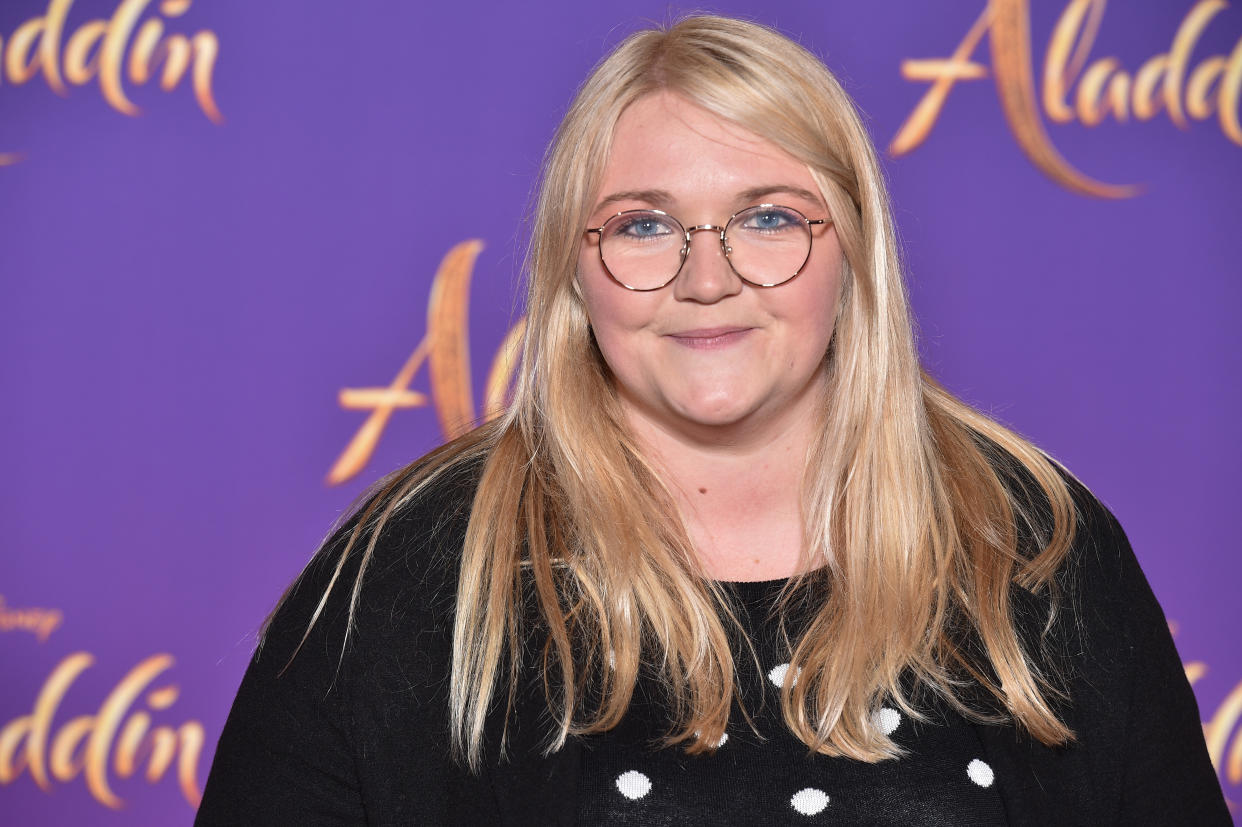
[{"x1": 2, "y1": 1, "x2": 1239, "y2": 822}]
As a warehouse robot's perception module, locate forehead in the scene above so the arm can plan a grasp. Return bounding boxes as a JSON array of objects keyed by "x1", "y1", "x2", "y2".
[{"x1": 594, "y1": 91, "x2": 823, "y2": 213}]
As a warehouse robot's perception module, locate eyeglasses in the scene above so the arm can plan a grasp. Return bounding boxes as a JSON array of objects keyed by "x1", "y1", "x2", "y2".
[{"x1": 584, "y1": 204, "x2": 830, "y2": 292}]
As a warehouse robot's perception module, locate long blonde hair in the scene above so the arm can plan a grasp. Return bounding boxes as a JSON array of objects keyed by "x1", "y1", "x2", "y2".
[{"x1": 307, "y1": 15, "x2": 1078, "y2": 770}]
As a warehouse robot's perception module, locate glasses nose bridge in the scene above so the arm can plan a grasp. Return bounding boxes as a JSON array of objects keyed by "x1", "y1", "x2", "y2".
[{"x1": 682, "y1": 222, "x2": 730, "y2": 258}]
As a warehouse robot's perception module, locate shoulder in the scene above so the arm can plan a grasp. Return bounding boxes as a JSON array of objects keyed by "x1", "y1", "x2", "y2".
[
  {"x1": 197, "y1": 453, "x2": 495, "y2": 823},
  {"x1": 234, "y1": 451, "x2": 487, "y2": 710},
  {"x1": 977, "y1": 436, "x2": 1136, "y2": 601},
  {"x1": 982, "y1": 457, "x2": 1229, "y2": 822},
  {"x1": 995, "y1": 454, "x2": 1155, "y2": 659},
  {"x1": 276, "y1": 453, "x2": 486, "y2": 653},
  {"x1": 1042, "y1": 467, "x2": 1157, "y2": 639}
]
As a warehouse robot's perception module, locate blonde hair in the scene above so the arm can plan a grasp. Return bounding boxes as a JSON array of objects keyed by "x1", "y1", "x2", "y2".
[{"x1": 304, "y1": 15, "x2": 1078, "y2": 770}]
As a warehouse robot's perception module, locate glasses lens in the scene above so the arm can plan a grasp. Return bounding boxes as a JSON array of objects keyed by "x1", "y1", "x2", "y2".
[
  {"x1": 725, "y1": 205, "x2": 812, "y2": 287},
  {"x1": 599, "y1": 211, "x2": 684, "y2": 290}
]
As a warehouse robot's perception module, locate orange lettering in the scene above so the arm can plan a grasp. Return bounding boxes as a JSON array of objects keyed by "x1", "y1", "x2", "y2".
[
  {"x1": 1221, "y1": 36, "x2": 1242, "y2": 145},
  {"x1": 328, "y1": 242, "x2": 525, "y2": 485},
  {"x1": 63, "y1": 21, "x2": 107, "y2": 85},
  {"x1": 890, "y1": 7, "x2": 991, "y2": 156},
  {"x1": 0, "y1": 652, "x2": 204, "y2": 808},
  {"x1": 1042, "y1": 0, "x2": 1104, "y2": 124},
  {"x1": 891, "y1": 0, "x2": 1133, "y2": 198},
  {"x1": 1, "y1": 0, "x2": 224, "y2": 166},
  {"x1": 1076, "y1": 58, "x2": 1129, "y2": 125},
  {"x1": 893, "y1": 0, "x2": 1241, "y2": 196}
]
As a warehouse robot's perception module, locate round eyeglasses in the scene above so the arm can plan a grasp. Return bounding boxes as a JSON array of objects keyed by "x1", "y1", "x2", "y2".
[{"x1": 584, "y1": 204, "x2": 830, "y2": 291}]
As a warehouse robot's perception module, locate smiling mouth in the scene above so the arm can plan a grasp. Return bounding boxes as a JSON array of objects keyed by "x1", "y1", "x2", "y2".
[{"x1": 665, "y1": 327, "x2": 754, "y2": 349}]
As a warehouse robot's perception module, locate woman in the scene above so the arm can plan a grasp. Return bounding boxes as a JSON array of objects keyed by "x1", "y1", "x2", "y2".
[{"x1": 197, "y1": 15, "x2": 1228, "y2": 825}]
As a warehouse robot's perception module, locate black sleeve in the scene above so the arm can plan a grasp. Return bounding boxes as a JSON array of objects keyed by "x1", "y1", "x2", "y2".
[
  {"x1": 195, "y1": 460, "x2": 498, "y2": 825},
  {"x1": 1074, "y1": 492, "x2": 1231, "y2": 824},
  {"x1": 195, "y1": 532, "x2": 369, "y2": 825}
]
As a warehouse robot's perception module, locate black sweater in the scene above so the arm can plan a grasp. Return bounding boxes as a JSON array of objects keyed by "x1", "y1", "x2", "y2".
[
  {"x1": 196, "y1": 464, "x2": 1230, "y2": 825},
  {"x1": 575, "y1": 575, "x2": 1011, "y2": 824}
]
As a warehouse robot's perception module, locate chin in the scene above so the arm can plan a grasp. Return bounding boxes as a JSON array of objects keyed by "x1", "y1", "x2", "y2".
[{"x1": 672, "y1": 397, "x2": 761, "y2": 429}]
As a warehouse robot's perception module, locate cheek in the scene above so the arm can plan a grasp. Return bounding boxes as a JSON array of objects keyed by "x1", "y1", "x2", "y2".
[
  {"x1": 585, "y1": 303, "x2": 649, "y2": 367},
  {"x1": 586, "y1": 318, "x2": 650, "y2": 398},
  {"x1": 785, "y1": 262, "x2": 843, "y2": 347},
  {"x1": 578, "y1": 258, "x2": 653, "y2": 335},
  {"x1": 577, "y1": 251, "x2": 612, "y2": 324}
]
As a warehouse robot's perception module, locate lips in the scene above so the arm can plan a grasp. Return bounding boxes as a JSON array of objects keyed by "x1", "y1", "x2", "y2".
[{"x1": 665, "y1": 327, "x2": 754, "y2": 349}]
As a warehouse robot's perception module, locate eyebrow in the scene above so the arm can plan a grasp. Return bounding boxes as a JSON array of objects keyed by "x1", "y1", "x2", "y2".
[
  {"x1": 736, "y1": 184, "x2": 825, "y2": 208},
  {"x1": 593, "y1": 184, "x2": 827, "y2": 214},
  {"x1": 594, "y1": 188, "x2": 675, "y2": 211}
]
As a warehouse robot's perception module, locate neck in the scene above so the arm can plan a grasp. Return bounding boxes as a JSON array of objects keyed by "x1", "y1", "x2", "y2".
[{"x1": 624, "y1": 388, "x2": 825, "y2": 582}]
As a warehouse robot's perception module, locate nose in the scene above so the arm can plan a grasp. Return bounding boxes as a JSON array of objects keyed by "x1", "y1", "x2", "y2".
[{"x1": 672, "y1": 225, "x2": 742, "y2": 303}]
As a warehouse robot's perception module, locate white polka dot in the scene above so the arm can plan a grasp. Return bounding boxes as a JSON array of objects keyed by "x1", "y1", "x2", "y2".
[
  {"x1": 694, "y1": 729, "x2": 729, "y2": 748},
  {"x1": 616, "y1": 770, "x2": 651, "y2": 799},
  {"x1": 967, "y1": 758, "x2": 994, "y2": 787},
  {"x1": 607, "y1": 649, "x2": 616, "y2": 670},
  {"x1": 790, "y1": 787, "x2": 829, "y2": 815},
  {"x1": 768, "y1": 662, "x2": 801, "y2": 688},
  {"x1": 873, "y1": 706, "x2": 901, "y2": 735}
]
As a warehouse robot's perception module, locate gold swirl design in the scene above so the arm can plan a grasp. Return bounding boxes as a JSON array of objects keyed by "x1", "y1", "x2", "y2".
[
  {"x1": 891, "y1": 0, "x2": 1241, "y2": 198},
  {"x1": 1, "y1": 0, "x2": 223, "y2": 166},
  {"x1": 0, "y1": 651, "x2": 203, "y2": 809},
  {"x1": 329, "y1": 241, "x2": 525, "y2": 485}
]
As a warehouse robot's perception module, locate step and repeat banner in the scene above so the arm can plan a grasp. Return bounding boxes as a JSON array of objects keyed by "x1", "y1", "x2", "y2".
[{"x1": 2, "y1": 0, "x2": 1240, "y2": 822}]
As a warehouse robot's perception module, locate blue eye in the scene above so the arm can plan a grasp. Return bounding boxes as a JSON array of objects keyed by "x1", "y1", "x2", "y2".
[
  {"x1": 740, "y1": 207, "x2": 799, "y2": 232},
  {"x1": 618, "y1": 217, "x2": 673, "y2": 238},
  {"x1": 609, "y1": 212, "x2": 678, "y2": 243}
]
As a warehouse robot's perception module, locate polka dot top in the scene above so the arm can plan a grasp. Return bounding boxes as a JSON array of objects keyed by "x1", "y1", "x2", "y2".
[{"x1": 577, "y1": 576, "x2": 1008, "y2": 824}]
